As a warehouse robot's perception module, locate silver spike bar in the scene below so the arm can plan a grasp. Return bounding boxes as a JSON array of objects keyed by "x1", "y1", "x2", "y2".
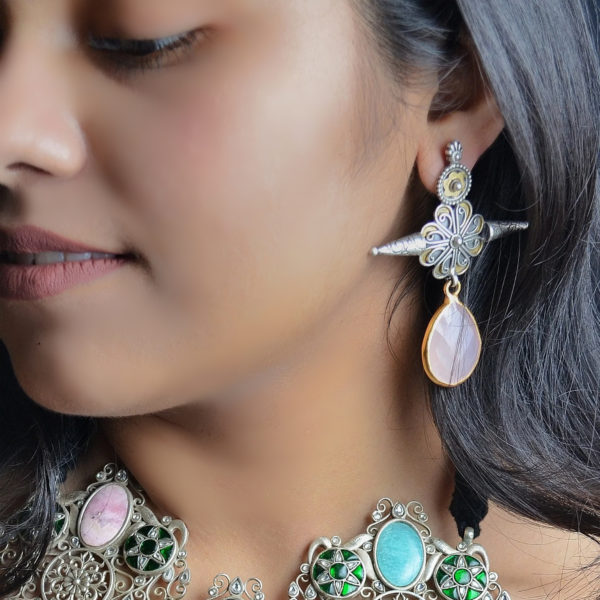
[
  {"x1": 370, "y1": 232, "x2": 426, "y2": 256},
  {"x1": 370, "y1": 220, "x2": 529, "y2": 257},
  {"x1": 483, "y1": 220, "x2": 529, "y2": 242}
]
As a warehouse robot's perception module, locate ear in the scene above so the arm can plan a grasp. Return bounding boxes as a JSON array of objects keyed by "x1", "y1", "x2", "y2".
[{"x1": 416, "y1": 90, "x2": 504, "y2": 194}]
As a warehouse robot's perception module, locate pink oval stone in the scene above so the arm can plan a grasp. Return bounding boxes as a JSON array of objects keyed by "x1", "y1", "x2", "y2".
[
  {"x1": 79, "y1": 483, "x2": 130, "y2": 548},
  {"x1": 423, "y1": 300, "x2": 481, "y2": 386}
]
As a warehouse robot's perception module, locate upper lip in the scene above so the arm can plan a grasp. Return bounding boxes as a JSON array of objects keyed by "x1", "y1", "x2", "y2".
[{"x1": 0, "y1": 225, "x2": 122, "y2": 254}]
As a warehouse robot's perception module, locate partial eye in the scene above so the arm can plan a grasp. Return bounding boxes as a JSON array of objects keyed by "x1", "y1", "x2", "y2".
[{"x1": 87, "y1": 29, "x2": 207, "y2": 77}]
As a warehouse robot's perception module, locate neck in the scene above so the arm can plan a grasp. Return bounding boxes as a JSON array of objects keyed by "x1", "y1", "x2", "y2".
[{"x1": 98, "y1": 272, "x2": 456, "y2": 598}]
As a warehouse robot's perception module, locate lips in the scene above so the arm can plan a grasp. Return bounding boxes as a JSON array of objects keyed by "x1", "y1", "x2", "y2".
[
  {"x1": 0, "y1": 224, "x2": 122, "y2": 254},
  {"x1": 0, "y1": 225, "x2": 134, "y2": 301}
]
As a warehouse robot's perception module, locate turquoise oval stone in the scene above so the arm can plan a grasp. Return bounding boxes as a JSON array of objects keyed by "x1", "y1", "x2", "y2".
[{"x1": 374, "y1": 520, "x2": 424, "y2": 588}]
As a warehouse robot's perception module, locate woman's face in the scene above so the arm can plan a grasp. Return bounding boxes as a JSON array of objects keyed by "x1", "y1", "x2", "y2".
[{"x1": 0, "y1": 0, "x2": 433, "y2": 416}]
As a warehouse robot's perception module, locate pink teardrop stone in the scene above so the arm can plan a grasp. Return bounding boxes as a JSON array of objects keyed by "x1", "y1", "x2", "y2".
[
  {"x1": 424, "y1": 300, "x2": 481, "y2": 386},
  {"x1": 79, "y1": 483, "x2": 130, "y2": 547}
]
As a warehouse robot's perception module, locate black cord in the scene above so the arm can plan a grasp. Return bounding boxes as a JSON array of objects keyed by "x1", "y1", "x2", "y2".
[{"x1": 449, "y1": 470, "x2": 488, "y2": 538}]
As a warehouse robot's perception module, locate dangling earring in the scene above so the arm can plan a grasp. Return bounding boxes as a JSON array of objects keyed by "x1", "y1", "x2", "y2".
[{"x1": 370, "y1": 141, "x2": 528, "y2": 387}]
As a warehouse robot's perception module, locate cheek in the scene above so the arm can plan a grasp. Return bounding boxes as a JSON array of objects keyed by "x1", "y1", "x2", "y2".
[{"x1": 107, "y1": 12, "x2": 373, "y2": 366}]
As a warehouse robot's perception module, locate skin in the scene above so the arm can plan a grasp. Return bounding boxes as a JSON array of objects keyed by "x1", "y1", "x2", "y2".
[{"x1": 0, "y1": 1, "x2": 597, "y2": 599}]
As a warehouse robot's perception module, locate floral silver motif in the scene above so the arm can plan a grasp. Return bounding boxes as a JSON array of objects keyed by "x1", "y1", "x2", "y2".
[
  {"x1": 419, "y1": 200, "x2": 485, "y2": 280},
  {"x1": 2, "y1": 463, "x2": 190, "y2": 600},
  {"x1": 445, "y1": 141, "x2": 464, "y2": 165},
  {"x1": 124, "y1": 525, "x2": 176, "y2": 573},
  {"x1": 434, "y1": 554, "x2": 487, "y2": 600},
  {"x1": 311, "y1": 548, "x2": 366, "y2": 598},
  {"x1": 42, "y1": 550, "x2": 113, "y2": 600}
]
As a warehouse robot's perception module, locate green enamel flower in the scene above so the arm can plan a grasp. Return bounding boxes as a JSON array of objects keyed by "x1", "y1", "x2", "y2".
[
  {"x1": 435, "y1": 554, "x2": 488, "y2": 600},
  {"x1": 312, "y1": 548, "x2": 365, "y2": 598}
]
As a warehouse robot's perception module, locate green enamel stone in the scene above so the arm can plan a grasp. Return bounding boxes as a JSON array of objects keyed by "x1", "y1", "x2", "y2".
[
  {"x1": 454, "y1": 569, "x2": 471, "y2": 585},
  {"x1": 141, "y1": 539, "x2": 158, "y2": 555},
  {"x1": 330, "y1": 564, "x2": 348, "y2": 579},
  {"x1": 54, "y1": 515, "x2": 66, "y2": 535}
]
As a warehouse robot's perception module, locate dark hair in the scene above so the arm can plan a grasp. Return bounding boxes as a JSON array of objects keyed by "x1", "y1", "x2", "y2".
[
  {"x1": 1, "y1": 0, "x2": 599, "y2": 596},
  {"x1": 356, "y1": 0, "x2": 600, "y2": 575}
]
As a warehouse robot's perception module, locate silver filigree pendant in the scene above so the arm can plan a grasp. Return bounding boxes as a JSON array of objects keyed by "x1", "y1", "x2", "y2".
[
  {"x1": 4, "y1": 463, "x2": 190, "y2": 600},
  {"x1": 289, "y1": 498, "x2": 510, "y2": 600}
]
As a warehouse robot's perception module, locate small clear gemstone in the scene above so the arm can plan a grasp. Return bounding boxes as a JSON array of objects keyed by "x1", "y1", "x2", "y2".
[
  {"x1": 450, "y1": 235, "x2": 463, "y2": 248},
  {"x1": 180, "y1": 570, "x2": 191, "y2": 584},
  {"x1": 230, "y1": 578, "x2": 244, "y2": 595}
]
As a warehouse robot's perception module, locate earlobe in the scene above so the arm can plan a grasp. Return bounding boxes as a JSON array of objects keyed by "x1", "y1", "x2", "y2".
[{"x1": 415, "y1": 91, "x2": 504, "y2": 195}]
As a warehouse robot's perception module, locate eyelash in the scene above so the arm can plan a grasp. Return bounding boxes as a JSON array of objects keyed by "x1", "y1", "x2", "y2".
[{"x1": 87, "y1": 29, "x2": 205, "y2": 77}]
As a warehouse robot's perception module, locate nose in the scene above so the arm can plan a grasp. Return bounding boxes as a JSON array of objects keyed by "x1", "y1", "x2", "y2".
[{"x1": 0, "y1": 30, "x2": 87, "y2": 187}]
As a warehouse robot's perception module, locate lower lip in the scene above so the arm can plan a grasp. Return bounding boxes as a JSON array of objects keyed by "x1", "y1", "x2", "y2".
[{"x1": 0, "y1": 257, "x2": 130, "y2": 300}]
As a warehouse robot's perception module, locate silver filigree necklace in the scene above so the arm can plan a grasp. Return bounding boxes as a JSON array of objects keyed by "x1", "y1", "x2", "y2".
[{"x1": 4, "y1": 463, "x2": 511, "y2": 600}]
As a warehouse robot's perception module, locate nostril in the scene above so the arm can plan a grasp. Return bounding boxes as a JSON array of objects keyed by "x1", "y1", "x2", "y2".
[{"x1": 8, "y1": 162, "x2": 52, "y2": 175}]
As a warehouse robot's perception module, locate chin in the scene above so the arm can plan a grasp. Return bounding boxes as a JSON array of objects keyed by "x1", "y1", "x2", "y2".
[{"x1": 8, "y1": 356, "x2": 140, "y2": 418}]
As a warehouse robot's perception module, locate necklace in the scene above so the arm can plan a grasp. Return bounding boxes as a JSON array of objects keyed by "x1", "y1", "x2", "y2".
[{"x1": 3, "y1": 463, "x2": 511, "y2": 600}]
